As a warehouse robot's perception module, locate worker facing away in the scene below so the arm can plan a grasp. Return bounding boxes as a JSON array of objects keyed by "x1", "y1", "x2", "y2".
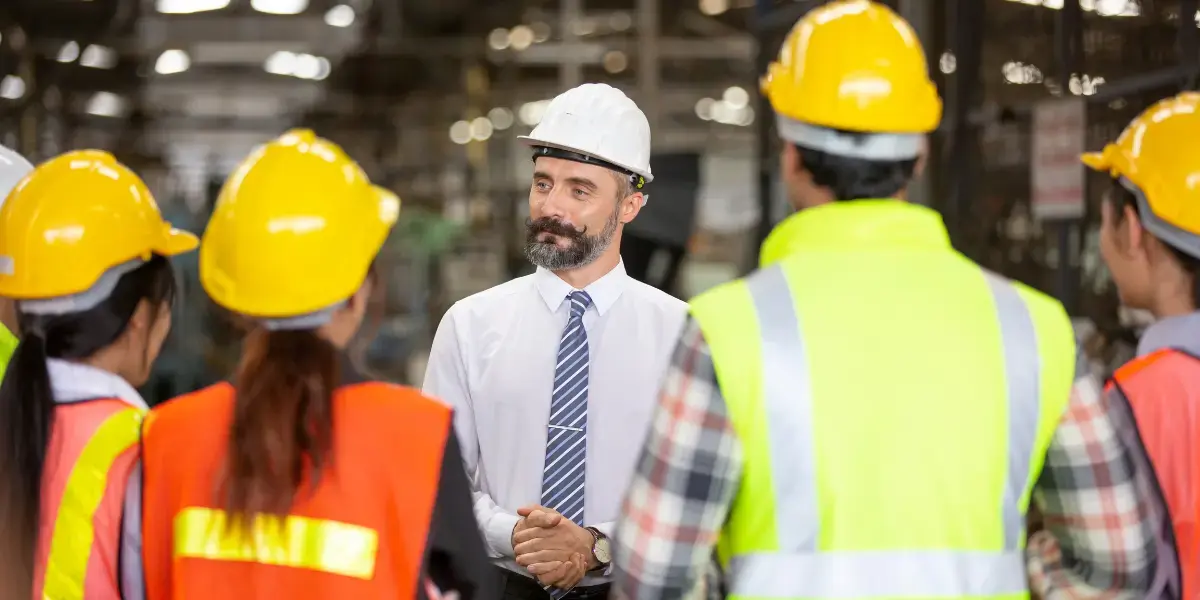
[
  {"x1": 612, "y1": 1, "x2": 1167, "y2": 598},
  {"x1": 0, "y1": 143, "x2": 34, "y2": 378},
  {"x1": 0, "y1": 151, "x2": 198, "y2": 599},
  {"x1": 423, "y1": 83, "x2": 687, "y2": 599},
  {"x1": 1080, "y1": 91, "x2": 1200, "y2": 599},
  {"x1": 138, "y1": 129, "x2": 495, "y2": 600}
]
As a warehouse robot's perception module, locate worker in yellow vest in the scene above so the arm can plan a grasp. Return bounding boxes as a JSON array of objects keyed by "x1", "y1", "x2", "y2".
[
  {"x1": 0, "y1": 143, "x2": 34, "y2": 378},
  {"x1": 610, "y1": 1, "x2": 1169, "y2": 598}
]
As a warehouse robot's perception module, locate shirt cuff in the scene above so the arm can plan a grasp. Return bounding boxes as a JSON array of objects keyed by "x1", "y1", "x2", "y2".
[
  {"x1": 486, "y1": 511, "x2": 522, "y2": 558},
  {"x1": 589, "y1": 521, "x2": 616, "y2": 576}
]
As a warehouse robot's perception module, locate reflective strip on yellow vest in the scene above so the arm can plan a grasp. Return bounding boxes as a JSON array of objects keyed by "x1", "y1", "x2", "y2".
[
  {"x1": 173, "y1": 506, "x2": 380, "y2": 580},
  {"x1": 43, "y1": 407, "x2": 144, "y2": 599}
]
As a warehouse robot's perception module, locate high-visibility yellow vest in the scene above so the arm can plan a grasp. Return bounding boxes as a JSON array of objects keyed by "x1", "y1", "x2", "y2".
[
  {"x1": 690, "y1": 201, "x2": 1075, "y2": 600},
  {"x1": 0, "y1": 323, "x2": 16, "y2": 380}
]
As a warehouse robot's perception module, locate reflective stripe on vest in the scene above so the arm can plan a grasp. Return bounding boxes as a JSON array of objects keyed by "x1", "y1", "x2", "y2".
[
  {"x1": 42, "y1": 407, "x2": 144, "y2": 599},
  {"x1": 174, "y1": 507, "x2": 380, "y2": 580},
  {"x1": 728, "y1": 264, "x2": 1039, "y2": 599}
]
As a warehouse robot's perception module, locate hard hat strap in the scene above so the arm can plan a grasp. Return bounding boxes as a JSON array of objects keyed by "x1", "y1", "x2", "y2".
[
  {"x1": 20, "y1": 259, "x2": 145, "y2": 316},
  {"x1": 776, "y1": 115, "x2": 924, "y2": 161},
  {"x1": 531, "y1": 146, "x2": 646, "y2": 190}
]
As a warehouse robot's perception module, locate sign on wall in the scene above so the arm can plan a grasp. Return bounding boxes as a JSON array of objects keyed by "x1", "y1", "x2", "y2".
[{"x1": 1031, "y1": 97, "x2": 1087, "y2": 220}]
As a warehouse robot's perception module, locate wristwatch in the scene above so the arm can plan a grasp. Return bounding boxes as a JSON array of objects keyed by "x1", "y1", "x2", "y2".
[{"x1": 586, "y1": 527, "x2": 611, "y2": 569}]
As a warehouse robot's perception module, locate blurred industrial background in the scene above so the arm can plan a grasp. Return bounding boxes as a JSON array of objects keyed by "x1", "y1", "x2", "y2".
[{"x1": 0, "y1": 0, "x2": 1191, "y2": 401}]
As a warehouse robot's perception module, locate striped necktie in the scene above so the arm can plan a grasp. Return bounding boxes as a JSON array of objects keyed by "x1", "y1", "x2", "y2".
[{"x1": 540, "y1": 290, "x2": 592, "y2": 527}]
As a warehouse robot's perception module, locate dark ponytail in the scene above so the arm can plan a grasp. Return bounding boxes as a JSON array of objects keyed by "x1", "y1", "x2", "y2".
[
  {"x1": 0, "y1": 255, "x2": 176, "y2": 593},
  {"x1": 223, "y1": 328, "x2": 340, "y2": 522}
]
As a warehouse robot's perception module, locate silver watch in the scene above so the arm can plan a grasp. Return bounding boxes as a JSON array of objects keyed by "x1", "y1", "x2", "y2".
[{"x1": 587, "y1": 527, "x2": 611, "y2": 566}]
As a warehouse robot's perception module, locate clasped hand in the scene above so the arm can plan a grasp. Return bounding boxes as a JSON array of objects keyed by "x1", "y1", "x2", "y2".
[{"x1": 511, "y1": 505, "x2": 595, "y2": 589}]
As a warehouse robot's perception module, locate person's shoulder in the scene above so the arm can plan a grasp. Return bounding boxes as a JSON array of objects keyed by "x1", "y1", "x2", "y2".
[
  {"x1": 623, "y1": 276, "x2": 688, "y2": 313},
  {"x1": 146, "y1": 381, "x2": 234, "y2": 434},
  {"x1": 449, "y1": 274, "x2": 535, "y2": 314}
]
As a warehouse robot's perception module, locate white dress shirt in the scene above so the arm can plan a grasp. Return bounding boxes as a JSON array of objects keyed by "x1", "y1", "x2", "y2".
[{"x1": 423, "y1": 261, "x2": 687, "y2": 584}]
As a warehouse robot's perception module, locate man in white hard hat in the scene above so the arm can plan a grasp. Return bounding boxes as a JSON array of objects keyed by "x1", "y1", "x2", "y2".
[
  {"x1": 423, "y1": 83, "x2": 688, "y2": 598},
  {"x1": 0, "y1": 144, "x2": 33, "y2": 378}
]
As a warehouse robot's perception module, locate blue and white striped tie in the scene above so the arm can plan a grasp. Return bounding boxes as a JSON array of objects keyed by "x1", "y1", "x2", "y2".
[{"x1": 541, "y1": 290, "x2": 592, "y2": 528}]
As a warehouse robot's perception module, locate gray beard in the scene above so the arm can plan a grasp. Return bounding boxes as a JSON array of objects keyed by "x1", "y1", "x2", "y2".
[{"x1": 525, "y1": 210, "x2": 619, "y2": 271}]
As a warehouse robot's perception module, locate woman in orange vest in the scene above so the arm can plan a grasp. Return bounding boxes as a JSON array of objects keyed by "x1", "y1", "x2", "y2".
[
  {"x1": 140, "y1": 130, "x2": 495, "y2": 600},
  {"x1": 0, "y1": 151, "x2": 198, "y2": 599},
  {"x1": 1085, "y1": 91, "x2": 1200, "y2": 598}
]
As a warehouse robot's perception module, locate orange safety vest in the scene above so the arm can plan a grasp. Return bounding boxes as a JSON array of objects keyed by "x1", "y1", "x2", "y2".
[
  {"x1": 35, "y1": 398, "x2": 145, "y2": 600},
  {"x1": 1108, "y1": 348, "x2": 1200, "y2": 599},
  {"x1": 140, "y1": 380, "x2": 453, "y2": 600}
]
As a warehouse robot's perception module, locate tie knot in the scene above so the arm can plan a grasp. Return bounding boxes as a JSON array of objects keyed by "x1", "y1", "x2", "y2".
[{"x1": 567, "y1": 291, "x2": 592, "y2": 317}]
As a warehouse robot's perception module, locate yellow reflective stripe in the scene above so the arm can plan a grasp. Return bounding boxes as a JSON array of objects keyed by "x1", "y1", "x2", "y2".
[
  {"x1": 43, "y1": 407, "x2": 145, "y2": 600},
  {"x1": 173, "y1": 507, "x2": 379, "y2": 580},
  {"x1": 729, "y1": 550, "x2": 1027, "y2": 598}
]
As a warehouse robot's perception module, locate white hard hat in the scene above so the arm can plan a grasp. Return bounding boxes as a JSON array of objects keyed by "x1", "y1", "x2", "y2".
[
  {"x1": 519, "y1": 83, "x2": 653, "y2": 185},
  {"x1": 0, "y1": 144, "x2": 33, "y2": 209}
]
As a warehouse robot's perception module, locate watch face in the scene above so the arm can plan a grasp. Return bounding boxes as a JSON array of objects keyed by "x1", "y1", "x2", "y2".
[{"x1": 594, "y1": 536, "x2": 612, "y2": 564}]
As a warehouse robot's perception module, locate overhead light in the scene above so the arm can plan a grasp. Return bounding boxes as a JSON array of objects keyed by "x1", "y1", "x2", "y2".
[
  {"x1": 518, "y1": 100, "x2": 551, "y2": 126},
  {"x1": 509, "y1": 25, "x2": 534, "y2": 51},
  {"x1": 487, "y1": 28, "x2": 510, "y2": 51},
  {"x1": 252, "y1": 0, "x2": 308, "y2": 15},
  {"x1": 470, "y1": 117, "x2": 494, "y2": 142},
  {"x1": 722, "y1": 86, "x2": 749, "y2": 109},
  {"x1": 699, "y1": 0, "x2": 729, "y2": 16},
  {"x1": 1002, "y1": 61, "x2": 1043, "y2": 85},
  {"x1": 695, "y1": 98, "x2": 715, "y2": 121},
  {"x1": 324, "y1": 4, "x2": 355, "y2": 27},
  {"x1": 80, "y1": 45, "x2": 117, "y2": 69},
  {"x1": 155, "y1": 49, "x2": 191, "y2": 75},
  {"x1": 449, "y1": 120, "x2": 471, "y2": 145},
  {"x1": 57, "y1": 41, "x2": 80, "y2": 63},
  {"x1": 264, "y1": 51, "x2": 330, "y2": 80},
  {"x1": 156, "y1": 0, "x2": 230, "y2": 14},
  {"x1": 488, "y1": 107, "x2": 514, "y2": 130},
  {"x1": 0, "y1": 75, "x2": 25, "y2": 100},
  {"x1": 86, "y1": 92, "x2": 126, "y2": 117},
  {"x1": 603, "y1": 51, "x2": 628, "y2": 74},
  {"x1": 939, "y1": 51, "x2": 957, "y2": 74}
]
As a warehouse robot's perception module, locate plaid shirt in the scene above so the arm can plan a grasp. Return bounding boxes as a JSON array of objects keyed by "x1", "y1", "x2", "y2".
[{"x1": 612, "y1": 318, "x2": 1167, "y2": 600}]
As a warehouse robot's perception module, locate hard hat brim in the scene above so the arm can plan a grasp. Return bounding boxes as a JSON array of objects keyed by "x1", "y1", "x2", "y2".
[
  {"x1": 373, "y1": 186, "x2": 401, "y2": 227},
  {"x1": 518, "y1": 135, "x2": 654, "y2": 183},
  {"x1": 1080, "y1": 151, "x2": 1109, "y2": 172},
  {"x1": 155, "y1": 228, "x2": 200, "y2": 256}
]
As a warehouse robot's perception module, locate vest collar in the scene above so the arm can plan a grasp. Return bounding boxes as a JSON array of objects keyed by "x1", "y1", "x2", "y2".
[{"x1": 761, "y1": 200, "x2": 953, "y2": 267}]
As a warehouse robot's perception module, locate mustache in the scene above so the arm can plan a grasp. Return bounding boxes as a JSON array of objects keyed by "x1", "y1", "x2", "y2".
[{"x1": 526, "y1": 217, "x2": 587, "y2": 240}]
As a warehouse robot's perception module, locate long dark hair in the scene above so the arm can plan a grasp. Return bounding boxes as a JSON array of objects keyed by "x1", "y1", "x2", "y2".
[
  {"x1": 0, "y1": 256, "x2": 176, "y2": 592},
  {"x1": 222, "y1": 264, "x2": 382, "y2": 524}
]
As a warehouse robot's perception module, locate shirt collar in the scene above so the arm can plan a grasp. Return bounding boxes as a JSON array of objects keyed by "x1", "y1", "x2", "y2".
[
  {"x1": 47, "y1": 358, "x2": 148, "y2": 409},
  {"x1": 1137, "y1": 312, "x2": 1200, "y2": 357},
  {"x1": 761, "y1": 200, "x2": 952, "y2": 267},
  {"x1": 534, "y1": 261, "x2": 628, "y2": 317}
]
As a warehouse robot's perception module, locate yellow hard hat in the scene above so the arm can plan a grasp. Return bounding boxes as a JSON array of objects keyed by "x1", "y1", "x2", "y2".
[
  {"x1": 0, "y1": 150, "x2": 198, "y2": 301},
  {"x1": 761, "y1": 0, "x2": 942, "y2": 137},
  {"x1": 201, "y1": 129, "x2": 401, "y2": 320},
  {"x1": 1081, "y1": 92, "x2": 1200, "y2": 255}
]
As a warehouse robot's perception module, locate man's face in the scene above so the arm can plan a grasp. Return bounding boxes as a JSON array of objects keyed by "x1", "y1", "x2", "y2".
[{"x1": 525, "y1": 156, "x2": 627, "y2": 271}]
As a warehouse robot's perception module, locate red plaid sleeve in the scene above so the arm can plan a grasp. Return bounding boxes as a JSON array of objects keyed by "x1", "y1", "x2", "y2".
[
  {"x1": 612, "y1": 318, "x2": 743, "y2": 600},
  {"x1": 1027, "y1": 371, "x2": 1168, "y2": 598}
]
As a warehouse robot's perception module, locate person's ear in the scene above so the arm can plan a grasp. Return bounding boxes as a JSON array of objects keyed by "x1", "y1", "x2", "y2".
[
  {"x1": 620, "y1": 192, "x2": 643, "y2": 223},
  {"x1": 913, "y1": 136, "x2": 929, "y2": 179},
  {"x1": 1123, "y1": 204, "x2": 1148, "y2": 258}
]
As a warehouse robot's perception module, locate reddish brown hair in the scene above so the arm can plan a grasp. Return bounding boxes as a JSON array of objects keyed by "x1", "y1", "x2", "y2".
[{"x1": 222, "y1": 328, "x2": 339, "y2": 520}]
